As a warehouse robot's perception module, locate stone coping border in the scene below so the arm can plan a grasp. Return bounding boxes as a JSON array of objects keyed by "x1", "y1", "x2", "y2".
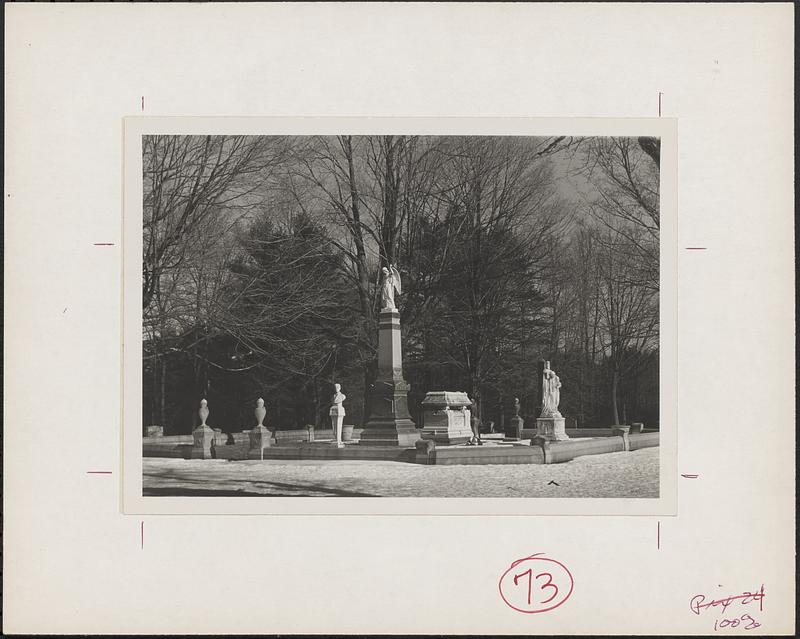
[{"x1": 143, "y1": 431, "x2": 659, "y2": 465}]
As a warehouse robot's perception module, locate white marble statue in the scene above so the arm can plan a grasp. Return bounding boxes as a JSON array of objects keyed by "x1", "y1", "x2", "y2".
[
  {"x1": 330, "y1": 383, "x2": 346, "y2": 448},
  {"x1": 331, "y1": 383, "x2": 346, "y2": 410},
  {"x1": 541, "y1": 361, "x2": 563, "y2": 418},
  {"x1": 380, "y1": 264, "x2": 402, "y2": 310}
]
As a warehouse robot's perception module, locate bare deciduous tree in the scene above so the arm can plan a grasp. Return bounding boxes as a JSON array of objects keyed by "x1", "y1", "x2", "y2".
[{"x1": 142, "y1": 134, "x2": 291, "y2": 312}]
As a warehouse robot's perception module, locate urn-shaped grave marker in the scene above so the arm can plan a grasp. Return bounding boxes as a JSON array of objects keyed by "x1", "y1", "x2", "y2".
[
  {"x1": 249, "y1": 398, "x2": 275, "y2": 453},
  {"x1": 191, "y1": 399, "x2": 216, "y2": 459}
]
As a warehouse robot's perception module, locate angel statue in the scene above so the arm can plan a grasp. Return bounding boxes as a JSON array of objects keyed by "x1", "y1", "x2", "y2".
[
  {"x1": 540, "y1": 361, "x2": 563, "y2": 418},
  {"x1": 379, "y1": 264, "x2": 402, "y2": 311}
]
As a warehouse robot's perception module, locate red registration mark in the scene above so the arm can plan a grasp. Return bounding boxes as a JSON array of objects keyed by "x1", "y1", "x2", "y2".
[{"x1": 499, "y1": 553, "x2": 574, "y2": 614}]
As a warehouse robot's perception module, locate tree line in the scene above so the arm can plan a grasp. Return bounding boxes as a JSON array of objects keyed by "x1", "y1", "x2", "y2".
[{"x1": 142, "y1": 134, "x2": 659, "y2": 434}]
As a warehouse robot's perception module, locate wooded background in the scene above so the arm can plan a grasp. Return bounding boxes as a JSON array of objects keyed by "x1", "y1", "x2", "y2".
[{"x1": 142, "y1": 135, "x2": 659, "y2": 434}]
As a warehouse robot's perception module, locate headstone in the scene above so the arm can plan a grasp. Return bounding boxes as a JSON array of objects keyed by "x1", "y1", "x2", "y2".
[
  {"x1": 420, "y1": 392, "x2": 473, "y2": 444},
  {"x1": 249, "y1": 398, "x2": 275, "y2": 452},
  {"x1": 535, "y1": 362, "x2": 570, "y2": 442},
  {"x1": 191, "y1": 399, "x2": 215, "y2": 459}
]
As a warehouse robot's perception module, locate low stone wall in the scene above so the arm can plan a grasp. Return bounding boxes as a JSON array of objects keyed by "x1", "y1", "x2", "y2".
[
  {"x1": 629, "y1": 431, "x2": 660, "y2": 450},
  {"x1": 143, "y1": 428, "x2": 363, "y2": 444},
  {"x1": 143, "y1": 432, "x2": 229, "y2": 445},
  {"x1": 564, "y1": 428, "x2": 618, "y2": 438},
  {"x1": 533, "y1": 431, "x2": 660, "y2": 464},
  {"x1": 248, "y1": 443, "x2": 414, "y2": 462},
  {"x1": 142, "y1": 443, "x2": 193, "y2": 458},
  {"x1": 276, "y1": 428, "x2": 363, "y2": 442},
  {"x1": 143, "y1": 429, "x2": 366, "y2": 459},
  {"x1": 143, "y1": 435, "x2": 193, "y2": 444},
  {"x1": 419, "y1": 444, "x2": 544, "y2": 466},
  {"x1": 542, "y1": 437, "x2": 626, "y2": 464},
  {"x1": 142, "y1": 430, "x2": 659, "y2": 465},
  {"x1": 563, "y1": 427, "x2": 657, "y2": 438}
]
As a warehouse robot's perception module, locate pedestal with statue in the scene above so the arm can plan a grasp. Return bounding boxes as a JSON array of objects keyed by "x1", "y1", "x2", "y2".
[
  {"x1": 249, "y1": 398, "x2": 275, "y2": 454},
  {"x1": 535, "y1": 361, "x2": 570, "y2": 441},
  {"x1": 329, "y1": 383, "x2": 346, "y2": 448},
  {"x1": 359, "y1": 264, "x2": 421, "y2": 447}
]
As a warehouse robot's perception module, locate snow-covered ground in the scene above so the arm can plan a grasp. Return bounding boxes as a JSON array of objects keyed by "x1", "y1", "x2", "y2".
[{"x1": 143, "y1": 447, "x2": 659, "y2": 498}]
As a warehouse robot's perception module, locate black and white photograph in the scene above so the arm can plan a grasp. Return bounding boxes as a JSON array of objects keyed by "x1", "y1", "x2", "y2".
[
  {"x1": 135, "y1": 129, "x2": 666, "y2": 500},
  {"x1": 6, "y1": 3, "x2": 794, "y2": 635}
]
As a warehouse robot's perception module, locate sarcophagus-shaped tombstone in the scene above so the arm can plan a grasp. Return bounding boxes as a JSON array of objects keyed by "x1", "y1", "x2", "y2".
[{"x1": 420, "y1": 391, "x2": 473, "y2": 445}]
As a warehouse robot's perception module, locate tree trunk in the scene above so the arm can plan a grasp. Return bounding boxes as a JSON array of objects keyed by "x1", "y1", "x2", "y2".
[
  {"x1": 159, "y1": 356, "x2": 167, "y2": 432},
  {"x1": 312, "y1": 376, "x2": 320, "y2": 428},
  {"x1": 362, "y1": 363, "x2": 372, "y2": 427},
  {"x1": 342, "y1": 136, "x2": 371, "y2": 319},
  {"x1": 381, "y1": 136, "x2": 398, "y2": 266},
  {"x1": 468, "y1": 367, "x2": 482, "y2": 423},
  {"x1": 150, "y1": 352, "x2": 158, "y2": 427},
  {"x1": 341, "y1": 136, "x2": 376, "y2": 423},
  {"x1": 498, "y1": 394, "x2": 504, "y2": 433},
  {"x1": 611, "y1": 368, "x2": 620, "y2": 425}
]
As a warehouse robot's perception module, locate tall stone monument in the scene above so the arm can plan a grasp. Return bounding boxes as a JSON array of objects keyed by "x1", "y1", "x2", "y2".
[
  {"x1": 359, "y1": 264, "x2": 421, "y2": 447},
  {"x1": 535, "y1": 361, "x2": 570, "y2": 441}
]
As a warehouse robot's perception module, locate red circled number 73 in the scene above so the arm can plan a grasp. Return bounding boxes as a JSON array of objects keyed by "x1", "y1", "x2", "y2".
[{"x1": 513, "y1": 568, "x2": 559, "y2": 606}]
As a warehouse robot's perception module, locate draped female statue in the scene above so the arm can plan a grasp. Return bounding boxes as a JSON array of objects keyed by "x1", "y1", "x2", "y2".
[{"x1": 540, "y1": 361, "x2": 563, "y2": 418}]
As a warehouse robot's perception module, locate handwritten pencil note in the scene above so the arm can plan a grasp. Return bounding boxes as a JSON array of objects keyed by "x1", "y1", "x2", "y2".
[{"x1": 690, "y1": 586, "x2": 766, "y2": 632}]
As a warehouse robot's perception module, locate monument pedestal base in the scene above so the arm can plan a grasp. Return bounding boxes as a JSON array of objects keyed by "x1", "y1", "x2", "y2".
[
  {"x1": 504, "y1": 415, "x2": 524, "y2": 441},
  {"x1": 359, "y1": 375, "x2": 420, "y2": 447},
  {"x1": 359, "y1": 309, "x2": 421, "y2": 447},
  {"x1": 359, "y1": 422, "x2": 420, "y2": 447},
  {"x1": 249, "y1": 425, "x2": 275, "y2": 451},
  {"x1": 191, "y1": 425, "x2": 216, "y2": 459},
  {"x1": 536, "y1": 416, "x2": 569, "y2": 442},
  {"x1": 330, "y1": 406, "x2": 346, "y2": 448},
  {"x1": 420, "y1": 420, "x2": 472, "y2": 444}
]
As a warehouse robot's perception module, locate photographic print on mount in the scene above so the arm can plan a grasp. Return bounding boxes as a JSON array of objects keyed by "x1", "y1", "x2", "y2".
[{"x1": 122, "y1": 117, "x2": 677, "y2": 516}]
